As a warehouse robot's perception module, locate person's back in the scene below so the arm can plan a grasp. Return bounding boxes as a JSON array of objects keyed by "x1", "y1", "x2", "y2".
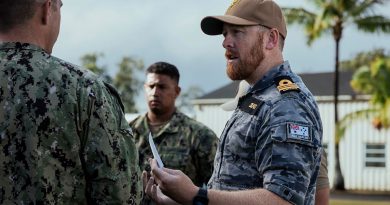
[
  {"x1": 0, "y1": 0, "x2": 142, "y2": 204},
  {"x1": 0, "y1": 42, "x2": 142, "y2": 205}
]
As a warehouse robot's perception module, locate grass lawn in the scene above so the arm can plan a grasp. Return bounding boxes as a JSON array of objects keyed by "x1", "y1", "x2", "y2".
[{"x1": 331, "y1": 200, "x2": 390, "y2": 205}]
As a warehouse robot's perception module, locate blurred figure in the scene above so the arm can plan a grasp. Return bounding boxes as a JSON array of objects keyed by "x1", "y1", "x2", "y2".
[
  {"x1": 315, "y1": 153, "x2": 330, "y2": 205},
  {"x1": 129, "y1": 62, "x2": 218, "y2": 204},
  {"x1": 0, "y1": 0, "x2": 142, "y2": 204}
]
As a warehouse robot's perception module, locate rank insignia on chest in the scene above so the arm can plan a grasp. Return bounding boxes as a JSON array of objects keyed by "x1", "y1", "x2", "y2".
[
  {"x1": 274, "y1": 76, "x2": 300, "y2": 94},
  {"x1": 238, "y1": 96, "x2": 263, "y2": 115},
  {"x1": 287, "y1": 123, "x2": 311, "y2": 142}
]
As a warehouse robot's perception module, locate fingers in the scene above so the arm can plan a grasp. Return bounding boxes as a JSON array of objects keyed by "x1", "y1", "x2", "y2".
[
  {"x1": 151, "y1": 184, "x2": 159, "y2": 202},
  {"x1": 149, "y1": 158, "x2": 158, "y2": 170},
  {"x1": 162, "y1": 167, "x2": 180, "y2": 175},
  {"x1": 145, "y1": 176, "x2": 155, "y2": 197},
  {"x1": 149, "y1": 159, "x2": 164, "y2": 179},
  {"x1": 142, "y1": 171, "x2": 149, "y2": 190},
  {"x1": 145, "y1": 178, "x2": 162, "y2": 204}
]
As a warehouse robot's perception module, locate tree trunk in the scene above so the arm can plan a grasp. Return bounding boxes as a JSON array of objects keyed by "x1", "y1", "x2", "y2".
[
  {"x1": 334, "y1": 138, "x2": 345, "y2": 190},
  {"x1": 333, "y1": 34, "x2": 345, "y2": 190}
]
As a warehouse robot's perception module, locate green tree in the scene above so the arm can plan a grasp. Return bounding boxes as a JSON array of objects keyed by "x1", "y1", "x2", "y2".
[
  {"x1": 177, "y1": 85, "x2": 204, "y2": 115},
  {"x1": 339, "y1": 55, "x2": 390, "y2": 135},
  {"x1": 283, "y1": 0, "x2": 390, "y2": 189},
  {"x1": 80, "y1": 53, "x2": 112, "y2": 83},
  {"x1": 340, "y1": 48, "x2": 388, "y2": 71},
  {"x1": 81, "y1": 53, "x2": 144, "y2": 113},
  {"x1": 113, "y1": 57, "x2": 144, "y2": 113}
]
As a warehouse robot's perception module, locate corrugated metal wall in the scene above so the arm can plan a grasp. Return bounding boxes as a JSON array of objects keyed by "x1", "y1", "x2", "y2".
[
  {"x1": 195, "y1": 105, "x2": 233, "y2": 137},
  {"x1": 194, "y1": 101, "x2": 390, "y2": 191}
]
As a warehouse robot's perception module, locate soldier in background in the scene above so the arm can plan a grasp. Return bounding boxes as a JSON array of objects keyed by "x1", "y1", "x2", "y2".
[
  {"x1": 0, "y1": 0, "x2": 142, "y2": 204},
  {"x1": 145, "y1": 0, "x2": 323, "y2": 205},
  {"x1": 130, "y1": 62, "x2": 218, "y2": 204},
  {"x1": 316, "y1": 153, "x2": 330, "y2": 205}
]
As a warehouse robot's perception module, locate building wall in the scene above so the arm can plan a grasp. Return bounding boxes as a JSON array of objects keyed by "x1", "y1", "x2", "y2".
[{"x1": 194, "y1": 101, "x2": 390, "y2": 191}]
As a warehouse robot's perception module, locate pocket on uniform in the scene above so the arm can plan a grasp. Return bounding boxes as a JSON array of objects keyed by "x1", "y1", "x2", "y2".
[{"x1": 159, "y1": 147, "x2": 190, "y2": 169}]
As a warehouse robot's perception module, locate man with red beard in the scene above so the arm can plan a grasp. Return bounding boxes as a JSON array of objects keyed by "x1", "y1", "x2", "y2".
[{"x1": 144, "y1": 1, "x2": 323, "y2": 205}]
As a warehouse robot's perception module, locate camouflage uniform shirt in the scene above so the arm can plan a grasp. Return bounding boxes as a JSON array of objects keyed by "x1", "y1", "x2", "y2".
[
  {"x1": 208, "y1": 61, "x2": 323, "y2": 205},
  {"x1": 0, "y1": 42, "x2": 142, "y2": 204},
  {"x1": 130, "y1": 110, "x2": 218, "y2": 186}
]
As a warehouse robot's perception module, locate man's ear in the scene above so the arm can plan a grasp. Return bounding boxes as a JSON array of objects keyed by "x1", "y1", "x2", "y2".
[
  {"x1": 41, "y1": 0, "x2": 52, "y2": 25},
  {"x1": 265, "y1": 29, "x2": 279, "y2": 50},
  {"x1": 175, "y1": 86, "x2": 181, "y2": 97}
]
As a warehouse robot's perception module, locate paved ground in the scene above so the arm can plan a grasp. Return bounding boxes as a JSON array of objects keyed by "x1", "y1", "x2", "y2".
[{"x1": 331, "y1": 191, "x2": 390, "y2": 201}]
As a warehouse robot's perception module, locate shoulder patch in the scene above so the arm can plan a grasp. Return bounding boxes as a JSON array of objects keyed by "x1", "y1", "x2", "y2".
[
  {"x1": 274, "y1": 76, "x2": 300, "y2": 94},
  {"x1": 287, "y1": 123, "x2": 311, "y2": 142},
  {"x1": 238, "y1": 96, "x2": 263, "y2": 115}
]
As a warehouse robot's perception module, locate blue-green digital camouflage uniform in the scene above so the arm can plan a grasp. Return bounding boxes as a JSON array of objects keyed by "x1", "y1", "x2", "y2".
[
  {"x1": 130, "y1": 111, "x2": 218, "y2": 186},
  {"x1": 208, "y1": 61, "x2": 323, "y2": 205},
  {"x1": 0, "y1": 42, "x2": 142, "y2": 204}
]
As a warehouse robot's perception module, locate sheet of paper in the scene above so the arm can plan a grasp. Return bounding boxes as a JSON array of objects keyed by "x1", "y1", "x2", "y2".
[{"x1": 148, "y1": 133, "x2": 164, "y2": 168}]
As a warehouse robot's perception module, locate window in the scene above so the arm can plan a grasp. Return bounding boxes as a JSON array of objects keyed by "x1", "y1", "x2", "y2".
[{"x1": 365, "y1": 144, "x2": 386, "y2": 168}]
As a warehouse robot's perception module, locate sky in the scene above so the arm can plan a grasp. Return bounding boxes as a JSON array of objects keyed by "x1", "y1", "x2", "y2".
[{"x1": 54, "y1": 0, "x2": 390, "y2": 112}]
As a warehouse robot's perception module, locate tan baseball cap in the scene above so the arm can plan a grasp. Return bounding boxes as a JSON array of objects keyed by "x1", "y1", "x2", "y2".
[{"x1": 201, "y1": 0, "x2": 287, "y2": 39}]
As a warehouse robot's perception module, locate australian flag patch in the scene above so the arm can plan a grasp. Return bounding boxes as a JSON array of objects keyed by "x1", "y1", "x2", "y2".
[{"x1": 287, "y1": 123, "x2": 311, "y2": 142}]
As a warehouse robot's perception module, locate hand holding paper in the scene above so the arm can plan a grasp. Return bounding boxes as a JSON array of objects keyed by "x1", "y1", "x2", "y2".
[{"x1": 148, "y1": 133, "x2": 164, "y2": 168}]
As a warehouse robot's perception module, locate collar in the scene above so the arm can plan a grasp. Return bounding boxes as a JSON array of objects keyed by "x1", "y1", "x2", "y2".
[
  {"x1": 0, "y1": 42, "x2": 46, "y2": 53},
  {"x1": 135, "y1": 110, "x2": 183, "y2": 139},
  {"x1": 249, "y1": 61, "x2": 293, "y2": 93}
]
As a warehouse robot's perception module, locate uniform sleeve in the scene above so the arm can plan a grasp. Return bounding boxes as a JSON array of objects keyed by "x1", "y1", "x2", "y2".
[
  {"x1": 76, "y1": 80, "x2": 142, "y2": 204},
  {"x1": 316, "y1": 150, "x2": 330, "y2": 190},
  {"x1": 256, "y1": 96, "x2": 321, "y2": 205},
  {"x1": 193, "y1": 126, "x2": 218, "y2": 186}
]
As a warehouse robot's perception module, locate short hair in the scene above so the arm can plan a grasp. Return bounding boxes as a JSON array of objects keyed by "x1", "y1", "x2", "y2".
[
  {"x1": 0, "y1": 0, "x2": 55, "y2": 33},
  {"x1": 146, "y1": 62, "x2": 180, "y2": 84}
]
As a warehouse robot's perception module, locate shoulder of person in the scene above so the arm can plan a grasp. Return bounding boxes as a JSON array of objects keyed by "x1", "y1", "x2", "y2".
[
  {"x1": 49, "y1": 56, "x2": 94, "y2": 79},
  {"x1": 274, "y1": 75, "x2": 301, "y2": 95},
  {"x1": 257, "y1": 75, "x2": 303, "y2": 107},
  {"x1": 103, "y1": 82, "x2": 125, "y2": 112},
  {"x1": 129, "y1": 113, "x2": 147, "y2": 129}
]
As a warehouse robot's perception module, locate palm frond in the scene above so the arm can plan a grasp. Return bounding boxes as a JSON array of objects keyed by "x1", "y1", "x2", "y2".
[
  {"x1": 341, "y1": 0, "x2": 360, "y2": 12},
  {"x1": 323, "y1": 2, "x2": 343, "y2": 18},
  {"x1": 350, "y1": 65, "x2": 374, "y2": 93},
  {"x1": 337, "y1": 108, "x2": 378, "y2": 142},
  {"x1": 282, "y1": 8, "x2": 316, "y2": 25},
  {"x1": 349, "y1": 0, "x2": 384, "y2": 17},
  {"x1": 354, "y1": 15, "x2": 390, "y2": 33},
  {"x1": 305, "y1": 23, "x2": 330, "y2": 45},
  {"x1": 310, "y1": 0, "x2": 328, "y2": 8}
]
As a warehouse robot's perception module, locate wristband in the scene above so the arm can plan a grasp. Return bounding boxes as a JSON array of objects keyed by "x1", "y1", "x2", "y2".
[{"x1": 192, "y1": 187, "x2": 208, "y2": 205}]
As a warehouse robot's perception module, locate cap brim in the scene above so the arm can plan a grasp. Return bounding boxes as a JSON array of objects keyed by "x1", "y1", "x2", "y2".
[{"x1": 201, "y1": 15, "x2": 259, "y2": 35}]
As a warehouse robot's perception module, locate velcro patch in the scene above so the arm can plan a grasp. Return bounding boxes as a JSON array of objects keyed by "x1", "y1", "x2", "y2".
[
  {"x1": 274, "y1": 76, "x2": 300, "y2": 94},
  {"x1": 238, "y1": 96, "x2": 263, "y2": 115},
  {"x1": 287, "y1": 123, "x2": 311, "y2": 142}
]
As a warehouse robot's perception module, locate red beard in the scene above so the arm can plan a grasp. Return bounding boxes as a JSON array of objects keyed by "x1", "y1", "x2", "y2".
[{"x1": 226, "y1": 35, "x2": 265, "y2": 81}]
